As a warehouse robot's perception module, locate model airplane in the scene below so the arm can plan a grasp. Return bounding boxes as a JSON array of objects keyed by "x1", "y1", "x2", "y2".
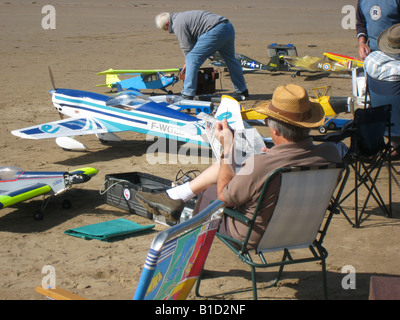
[
  {"x1": 209, "y1": 52, "x2": 269, "y2": 72},
  {"x1": 0, "y1": 166, "x2": 97, "y2": 219},
  {"x1": 309, "y1": 86, "x2": 353, "y2": 133},
  {"x1": 97, "y1": 68, "x2": 180, "y2": 93},
  {"x1": 269, "y1": 54, "x2": 353, "y2": 78},
  {"x1": 11, "y1": 68, "x2": 221, "y2": 150},
  {"x1": 11, "y1": 88, "x2": 212, "y2": 150},
  {"x1": 323, "y1": 52, "x2": 363, "y2": 69}
]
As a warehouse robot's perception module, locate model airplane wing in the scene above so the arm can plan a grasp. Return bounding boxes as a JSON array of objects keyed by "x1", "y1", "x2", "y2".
[
  {"x1": 97, "y1": 68, "x2": 180, "y2": 76},
  {"x1": 209, "y1": 52, "x2": 267, "y2": 72},
  {"x1": 0, "y1": 183, "x2": 51, "y2": 209},
  {"x1": 282, "y1": 55, "x2": 352, "y2": 77},
  {"x1": 11, "y1": 117, "x2": 109, "y2": 140},
  {"x1": 281, "y1": 55, "x2": 323, "y2": 72},
  {"x1": 96, "y1": 69, "x2": 180, "y2": 91}
]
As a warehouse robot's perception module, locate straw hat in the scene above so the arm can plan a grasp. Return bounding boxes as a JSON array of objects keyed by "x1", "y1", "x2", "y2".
[
  {"x1": 377, "y1": 23, "x2": 400, "y2": 54},
  {"x1": 253, "y1": 84, "x2": 325, "y2": 128}
]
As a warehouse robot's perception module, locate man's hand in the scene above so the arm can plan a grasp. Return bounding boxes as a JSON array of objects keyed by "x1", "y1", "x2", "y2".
[
  {"x1": 180, "y1": 64, "x2": 186, "y2": 75},
  {"x1": 215, "y1": 118, "x2": 233, "y2": 155},
  {"x1": 358, "y1": 41, "x2": 370, "y2": 60}
]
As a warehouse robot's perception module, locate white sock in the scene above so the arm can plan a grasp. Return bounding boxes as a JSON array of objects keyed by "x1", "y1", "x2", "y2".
[{"x1": 167, "y1": 182, "x2": 195, "y2": 202}]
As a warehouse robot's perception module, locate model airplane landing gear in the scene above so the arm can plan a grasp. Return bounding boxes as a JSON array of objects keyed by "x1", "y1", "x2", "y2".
[
  {"x1": 291, "y1": 71, "x2": 301, "y2": 78},
  {"x1": 34, "y1": 209, "x2": 44, "y2": 220},
  {"x1": 33, "y1": 197, "x2": 72, "y2": 220}
]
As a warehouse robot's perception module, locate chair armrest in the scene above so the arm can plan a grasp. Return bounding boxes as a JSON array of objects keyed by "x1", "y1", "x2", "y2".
[
  {"x1": 223, "y1": 208, "x2": 252, "y2": 226},
  {"x1": 312, "y1": 128, "x2": 355, "y2": 143}
]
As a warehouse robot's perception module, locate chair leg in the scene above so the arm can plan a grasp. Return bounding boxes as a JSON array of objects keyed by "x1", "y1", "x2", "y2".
[
  {"x1": 354, "y1": 162, "x2": 360, "y2": 227},
  {"x1": 194, "y1": 268, "x2": 204, "y2": 297},
  {"x1": 321, "y1": 258, "x2": 328, "y2": 300},
  {"x1": 276, "y1": 249, "x2": 289, "y2": 281},
  {"x1": 251, "y1": 266, "x2": 258, "y2": 300}
]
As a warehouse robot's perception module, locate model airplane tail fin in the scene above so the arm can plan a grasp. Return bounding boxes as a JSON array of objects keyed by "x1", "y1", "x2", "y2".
[
  {"x1": 68, "y1": 167, "x2": 98, "y2": 184},
  {"x1": 199, "y1": 96, "x2": 265, "y2": 168},
  {"x1": 96, "y1": 71, "x2": 121, "y2": 88},
  {"x1": 266, "y1": 55, "x2": 281, "y2": 71}
]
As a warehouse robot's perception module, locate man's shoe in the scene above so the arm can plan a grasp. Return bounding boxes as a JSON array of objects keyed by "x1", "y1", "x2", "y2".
[
  {"x1": 181, "y1": 93, "x2": 194, "y2": 100},
  {"x1": 240, "y1": 89, "x2": 249, "y2": 98},
  {"x1": 135, "y1": 191, "x2": 185, "y2": 221}
]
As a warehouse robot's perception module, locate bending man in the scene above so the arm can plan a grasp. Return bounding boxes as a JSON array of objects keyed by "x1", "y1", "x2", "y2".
[{"x1": 155, "y1": 10, "x2": 248, "y2": 99}]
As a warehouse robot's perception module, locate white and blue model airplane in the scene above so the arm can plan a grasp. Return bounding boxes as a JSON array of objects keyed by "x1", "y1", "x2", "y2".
[
  {"x1": 11, "y1": 68, "x2": 218, "y2": 151},
  {"x1": 11, "y1": 89, "x2": 210, "y2": 150}
]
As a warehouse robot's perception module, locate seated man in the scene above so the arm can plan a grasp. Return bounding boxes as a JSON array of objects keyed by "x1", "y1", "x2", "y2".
[{"x1": 136, "y1": 84, "x2": 341, "y2": 249}]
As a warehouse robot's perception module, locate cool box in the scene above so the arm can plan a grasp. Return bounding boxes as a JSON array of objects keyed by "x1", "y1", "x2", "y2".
[{"x1": 103, "y1": 172, "x2": 195, "y2": 226}]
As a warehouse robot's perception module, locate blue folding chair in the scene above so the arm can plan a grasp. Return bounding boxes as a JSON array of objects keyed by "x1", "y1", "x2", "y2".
[{"x1": 133, "y1": 200, "x2": 224, "y2": 300}]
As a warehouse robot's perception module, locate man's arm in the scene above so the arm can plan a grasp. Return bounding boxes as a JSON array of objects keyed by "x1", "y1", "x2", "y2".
[
  {"x1": 214, "y1": 119, "x2": 235, "y2": 204},
  {"x1": 217, "y1": 153, "x2": 235, "y2": 204},
  {"x1": 356, "y1": 1, "x2": 370, "y2": 59}
]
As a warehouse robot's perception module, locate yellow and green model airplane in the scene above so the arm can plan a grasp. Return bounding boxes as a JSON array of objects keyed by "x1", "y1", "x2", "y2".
[{"x1": 0, "y1": 166, "x2": 97, "y2": 219}]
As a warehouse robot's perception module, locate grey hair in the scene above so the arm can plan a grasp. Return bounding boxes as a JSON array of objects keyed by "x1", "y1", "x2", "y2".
[
  {"x1": 155, "y1": 12, "x2": 170, "y2": 29},
  {"x1": 267, "y1": 117, "x2": 310, "y2": 142}
]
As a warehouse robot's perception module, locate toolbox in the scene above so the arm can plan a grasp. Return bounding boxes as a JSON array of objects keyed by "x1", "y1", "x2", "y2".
[
  {"x1": 179, "y1": 67, "x2": 219, "y2": 94},
  {"x1": 103, "y1": 172, "x2": 196, "y2": 226}
]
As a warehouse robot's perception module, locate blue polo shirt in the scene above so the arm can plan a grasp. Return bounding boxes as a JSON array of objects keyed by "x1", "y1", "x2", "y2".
[{"x1": 356, "y1": 0, "x2": 400, "y2": 51}]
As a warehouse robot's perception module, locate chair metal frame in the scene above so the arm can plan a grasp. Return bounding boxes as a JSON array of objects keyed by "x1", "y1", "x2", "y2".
[{"x1": 195, "y1": 163, "x2": 349, "y2": 300}]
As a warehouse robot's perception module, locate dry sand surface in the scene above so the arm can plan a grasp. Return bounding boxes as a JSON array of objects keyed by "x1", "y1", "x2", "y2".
[{"x1": 0, "y1": 0, "x2": 399, "y2": 301}]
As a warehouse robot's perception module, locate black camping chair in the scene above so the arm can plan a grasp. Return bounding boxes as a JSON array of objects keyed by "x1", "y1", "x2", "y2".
[
  {"x1": 195, "y1": 164, "x2": 349, "y2": 300},
  {"x1": 314, "y1": 104, "x2": 393, "y2": 227}
]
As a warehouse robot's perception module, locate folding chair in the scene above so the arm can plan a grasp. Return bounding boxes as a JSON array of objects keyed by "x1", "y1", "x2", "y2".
[
  {"x1": 313, "y1": 102, "x2": 393, "y2": 227},
  {"x1": 133, "y1": 200, "x2": 225, "y2": 300},
  {"x1": 195, "y1": 164, "x2": 349, "y2": 300},
  {"x1": 340, "y1": 104, "x2": 393, "y2": 227}
]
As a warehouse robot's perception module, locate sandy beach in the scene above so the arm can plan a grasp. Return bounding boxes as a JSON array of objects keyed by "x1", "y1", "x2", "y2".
[{"x1": 0, "y1": 0, "x2": 399, "y2": 300}]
